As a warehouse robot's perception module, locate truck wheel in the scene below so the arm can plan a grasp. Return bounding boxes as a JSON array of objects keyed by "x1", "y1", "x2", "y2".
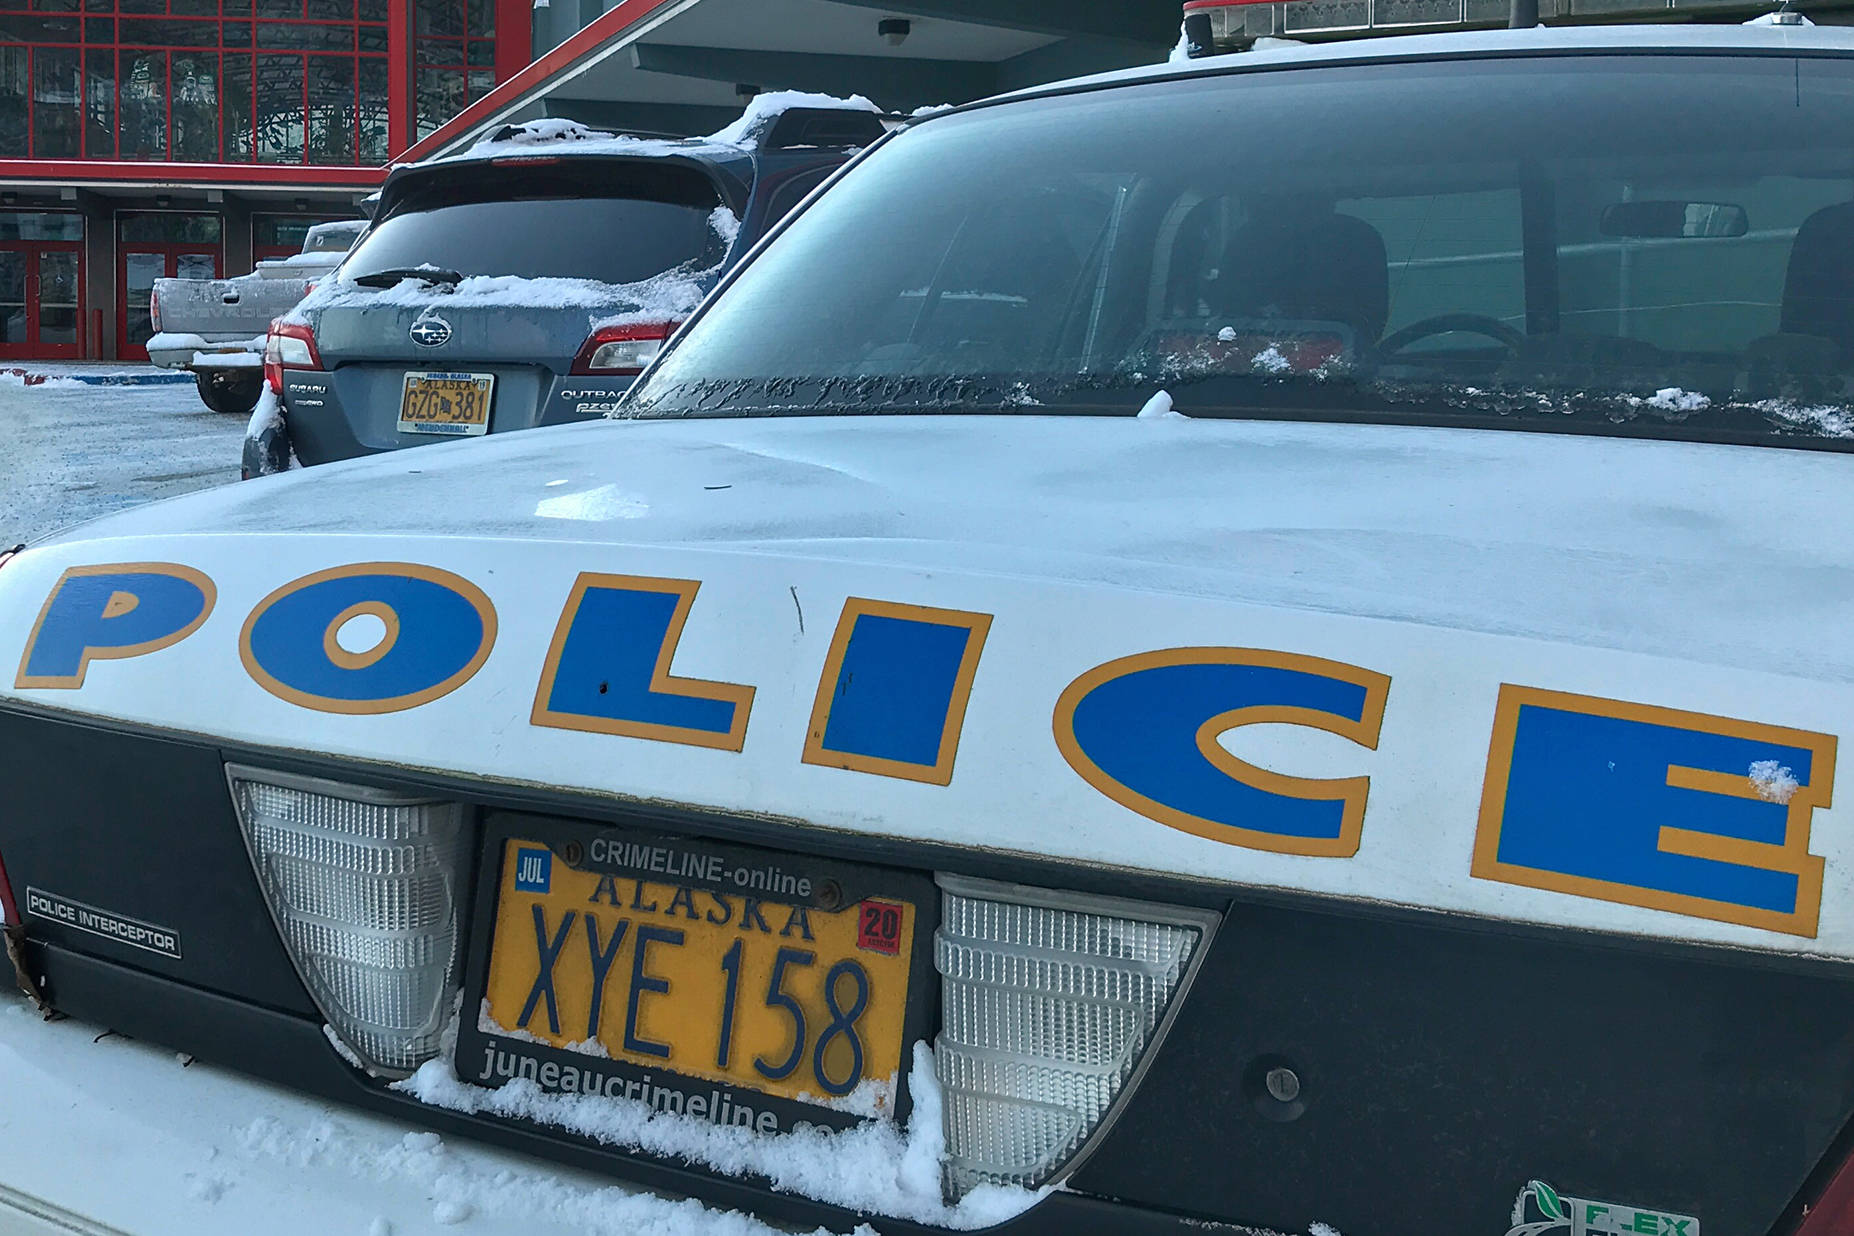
[{"x1": 196, "y1": 369, "x2": 263, "y2": 416}]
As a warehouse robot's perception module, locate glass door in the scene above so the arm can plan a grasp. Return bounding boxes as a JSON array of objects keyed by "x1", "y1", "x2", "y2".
[
  {"x1": 0, "y1": 251, "x2": 27, "y2": 359},
  {"x1": 36, "y1": 251, "x2": 79, "y2": 354},
  {"x1": 0, "y1": 213, "x2": 85, "y2": 360},
  {"x1": 116, "y1": 212, "x2": 222, "y2": 360},
  {"x1": 0, "y1": 244, "x2": 82, "y2": 360},
  {"x1": 120, "y1": 251, "x2": 166, "y2": 361}
]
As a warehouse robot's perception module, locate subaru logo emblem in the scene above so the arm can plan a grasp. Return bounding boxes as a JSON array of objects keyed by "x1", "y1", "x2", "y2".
[{"x1": 410, "y1": 317, "x2": 451, "y2": 347}]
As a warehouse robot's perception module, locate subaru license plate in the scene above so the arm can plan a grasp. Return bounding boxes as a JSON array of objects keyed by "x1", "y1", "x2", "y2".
[{"x1": 398, "y1": 371, "x2": 493, "y2": 436}]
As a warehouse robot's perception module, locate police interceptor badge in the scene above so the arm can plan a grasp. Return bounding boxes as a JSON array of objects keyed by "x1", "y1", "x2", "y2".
[{"x1": 1508, "y1": 1180, "x2": 1698, "y2": 1236}]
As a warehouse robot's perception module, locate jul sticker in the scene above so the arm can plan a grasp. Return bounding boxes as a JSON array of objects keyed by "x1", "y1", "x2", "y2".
[
  {"x1": 513, "y1": 846, "x2": 552, "y2": 894},
  {"x1": 1507, "y1": 1180, "x2": 1698, "y2": 1236}
]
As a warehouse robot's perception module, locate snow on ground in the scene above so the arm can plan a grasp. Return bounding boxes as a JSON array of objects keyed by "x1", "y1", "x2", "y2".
[
  {"x1": 0, "y1": 370, "x2": 247, "y2": 546},
  {"x1": 0, "y1": 995, "x2": 864, "y2": 1236}
]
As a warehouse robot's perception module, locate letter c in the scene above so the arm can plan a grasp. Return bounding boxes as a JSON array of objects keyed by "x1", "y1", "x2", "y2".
[{"x1": 1054, "y1": 647, "x2": 1390, "y2": 857}]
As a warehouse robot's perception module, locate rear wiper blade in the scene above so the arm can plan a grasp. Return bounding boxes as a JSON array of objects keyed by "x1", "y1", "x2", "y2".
[{"x1": 349, "y1": 266, "x2": 464, "y2": 289}]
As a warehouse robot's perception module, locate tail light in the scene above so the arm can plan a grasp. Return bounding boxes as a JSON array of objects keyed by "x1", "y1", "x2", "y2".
[
  {"x1": 1791, "y1": 1146, "x2": 1854, "y2": 1235},
  {"x1": 264, "y1": 319, "x2": 321, "y2": 395},
  {"x1": 0, "y1": 847, "x2": 19, "y2": 930},
  {"x1": 571, "y1": 320, "x2": 678, "y2": 376},
  {"x1": 0, "y1": 784, "x2": 49, "y2": 1013},
  {"x1": 931, "y1": 875, "x2": 1216, "y2": 1193},
  {"x1": 226, "y1": 765, "x2": 469, "y2": 1077},
  {"x1": 149, "y1": 287, "x2": 162, "y2": 334}
]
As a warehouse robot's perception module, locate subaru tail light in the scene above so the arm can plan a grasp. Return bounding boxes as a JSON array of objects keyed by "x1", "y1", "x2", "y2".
[
  {"x1": 571, "y1": 320, "x2": 678, "y2": 376},
  {"x1": 263, "y1": 320, "x2": 321, "y2": 394},
  {"x1": 226, "y1": 765, "x2": 469, "y2": 1077},
  {"x1": 931, "y1": 875, "x2": 1216, "y2": 1193}
]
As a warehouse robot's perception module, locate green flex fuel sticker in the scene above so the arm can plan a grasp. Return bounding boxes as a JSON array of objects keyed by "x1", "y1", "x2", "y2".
[{"x1": 1507, "y1": 1180, "x2": 1699, "y2": 1236}]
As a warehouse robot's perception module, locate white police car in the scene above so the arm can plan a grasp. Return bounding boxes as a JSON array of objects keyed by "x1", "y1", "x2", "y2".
[{"x1": 3, "y1": 22, "x2": 1854, "y2": 1236}]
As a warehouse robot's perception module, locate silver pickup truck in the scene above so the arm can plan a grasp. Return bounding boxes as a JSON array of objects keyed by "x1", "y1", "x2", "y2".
[{"x1": 147, "y1": 219, "x2": 365, "y2": 414}]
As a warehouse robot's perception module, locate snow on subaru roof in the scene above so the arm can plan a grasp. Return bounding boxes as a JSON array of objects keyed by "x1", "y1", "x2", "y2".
[{"x1": 424, "y1": 91, "x2": 884, "y2": 168}]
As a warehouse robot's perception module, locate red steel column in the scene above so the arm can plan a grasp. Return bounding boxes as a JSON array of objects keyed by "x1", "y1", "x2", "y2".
[{"x1": 387, "y1": 0, "x2": 410, "y2": 156}]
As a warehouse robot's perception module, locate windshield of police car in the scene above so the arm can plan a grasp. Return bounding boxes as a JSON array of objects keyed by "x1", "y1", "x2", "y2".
[{"x1": 627, "y1": 54, "x2": 1854, "y2": 445}]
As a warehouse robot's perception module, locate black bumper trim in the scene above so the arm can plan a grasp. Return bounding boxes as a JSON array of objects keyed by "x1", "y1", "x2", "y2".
[{"x1": 29, "y1": 942, "x2": 1256, "y2": 1236}]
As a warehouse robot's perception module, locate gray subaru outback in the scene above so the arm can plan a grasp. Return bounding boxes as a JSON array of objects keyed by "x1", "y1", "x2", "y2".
[{"x1": 242, "y1": 100, "x2": 884, "y2": 478}]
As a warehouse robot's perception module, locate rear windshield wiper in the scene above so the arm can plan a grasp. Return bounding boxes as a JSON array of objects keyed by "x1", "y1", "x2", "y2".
[{"x1": 348, "y1": 266, "x2": 464, "y2": 289}]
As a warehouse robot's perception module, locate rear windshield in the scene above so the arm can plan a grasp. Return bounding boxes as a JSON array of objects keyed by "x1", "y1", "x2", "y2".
[
  {"x1": 630, "y1": 54, "x2": 1854, "y2": 447},
  {"x1": 343, "y1": 161, "x2": 728, "y2": 286}
]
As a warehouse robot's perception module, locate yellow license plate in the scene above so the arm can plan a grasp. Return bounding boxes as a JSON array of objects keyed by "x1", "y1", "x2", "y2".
[
  {"x1": 480, "y1": 838, "x2": 918, "y2": 1110},
  {"x1": 398, "y1": 371, "x2": 493, "y2": 436}
]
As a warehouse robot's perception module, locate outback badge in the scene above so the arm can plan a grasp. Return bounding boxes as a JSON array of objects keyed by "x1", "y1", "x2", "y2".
[{"x1": 1508, "y1": 1180, "x2": 1698, "y2": 1236}]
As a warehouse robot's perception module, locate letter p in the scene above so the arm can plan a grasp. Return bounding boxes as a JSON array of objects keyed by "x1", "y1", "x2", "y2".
[{"x1": 16, "y1": 564, "x2": 215, "y2": 689}]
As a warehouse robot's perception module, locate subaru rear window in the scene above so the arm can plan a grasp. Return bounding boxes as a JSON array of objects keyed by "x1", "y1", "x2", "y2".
[
  {"x1": 629, "y1": 55, "x2": 1854, "y2": 448},
  {"x1": 344, "y1": 161, "x2": 728, "y2": 287}
]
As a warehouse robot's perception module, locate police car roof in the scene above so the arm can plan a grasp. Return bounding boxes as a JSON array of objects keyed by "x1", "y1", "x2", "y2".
[{"x1": 971, "y1": 21, "x2": 1854, "y2": 112}]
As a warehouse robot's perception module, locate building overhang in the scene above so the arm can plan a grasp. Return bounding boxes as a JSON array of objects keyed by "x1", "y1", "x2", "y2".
[{"x1": 401, "y1": 0, "x2": 1179, "y2": 162}]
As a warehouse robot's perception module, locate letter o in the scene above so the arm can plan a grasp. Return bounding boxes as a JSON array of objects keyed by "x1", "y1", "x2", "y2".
[{"x1": 240, "y1": 562, "x2": 496, "y2": 714}]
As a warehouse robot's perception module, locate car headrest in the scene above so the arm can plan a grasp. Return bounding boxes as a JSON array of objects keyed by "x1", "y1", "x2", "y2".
[
  {"x1": 1781, "y1": 201, "x2": 1854, "y2": 357},
  {"x1": 1217, "y1": 212, "x2": 1390, "y2": 346}
]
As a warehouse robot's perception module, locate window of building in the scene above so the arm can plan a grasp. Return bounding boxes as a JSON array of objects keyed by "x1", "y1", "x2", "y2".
[
  {"x1": 412, "y1": 0, "x2": 491, "y2": 139},
  {"x1": 252, "y1": 210, "x2": 347, "y2": 257},
  {"x1": 0, "y1": 0, "x2": 390, "y2": 164}
]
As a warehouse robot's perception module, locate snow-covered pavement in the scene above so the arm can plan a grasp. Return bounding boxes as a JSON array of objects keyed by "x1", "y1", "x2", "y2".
[
  {"x1": 0, "y1": 376, "x2": 246, "y2": 547},
  {"x1": 0, "y1": 995, "x2": 860, "y2": 1236}
]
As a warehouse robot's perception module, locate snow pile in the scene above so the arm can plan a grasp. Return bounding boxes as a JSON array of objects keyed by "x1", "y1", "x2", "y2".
[
  {"x1": 1136, "y1": 389, "x2": 1186, "y2": 420},
  {"x1": 1749, "y1": 759, "x2": 1801, "y2": 804},
  {"x1": 1643, "y1": 387, "x2": 1709, "y2": 413},
  {"x1": 148, "y1": 331, "x2": 267, "y2": 356},
  {"x1": 0, "y1": 372, "x2": 87, "y2": 390},
  {"x1": 474, "y1": 118, "x2": 616, "y2": 148},
  {"x1": 706, "y1": 91, "x2": 881, "y2": 148},
  {"x1": 288, "y1": 261, "x2": 715, "y2": 323},
  {"x1": 1168, "y1": 22, "x2": 1192, "y2": 62},
  {"x1": 710, "y1": 205, "x2": 742, "y2": 249},
  {"x1": 264, "y1": 251, "x2": 348, "y2": 267},
  {"x1": 1252, "y1": 345, "x2": 1292, "y2": 374},
  {"x1": 235, "y1": 1114, "x2": 859, "y2": 1236},
  {"x1": 243, "y1": 386, "x2": 300, "y2": 473},
  {"x1": 391, "y1": 1040, "x2": 1041, "y2": 1228},
  {"x1": 1756, "y1": 399, "x2": 1854, "y2": 438},
  {"x1": 479, "y1": 1000, "x2": 613, "y2": 1058}
]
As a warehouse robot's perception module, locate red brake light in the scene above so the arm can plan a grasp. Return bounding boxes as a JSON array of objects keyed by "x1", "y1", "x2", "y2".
[
  {"x1": 264, "y1": 319, "x2": 322, "y2": 394},
  {"x1": 150, "y1": 286, "x2": 162, "y2": 334},
  {"x1": 1792, "y1": 1147, "x2": 1854, "y2": 1235},
  {"x1": 0, "y1": 849, "x2": 18, "y2": 930},
  {"x1": 571, "y1": 320, "x2": 679, "y2": 376}
]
